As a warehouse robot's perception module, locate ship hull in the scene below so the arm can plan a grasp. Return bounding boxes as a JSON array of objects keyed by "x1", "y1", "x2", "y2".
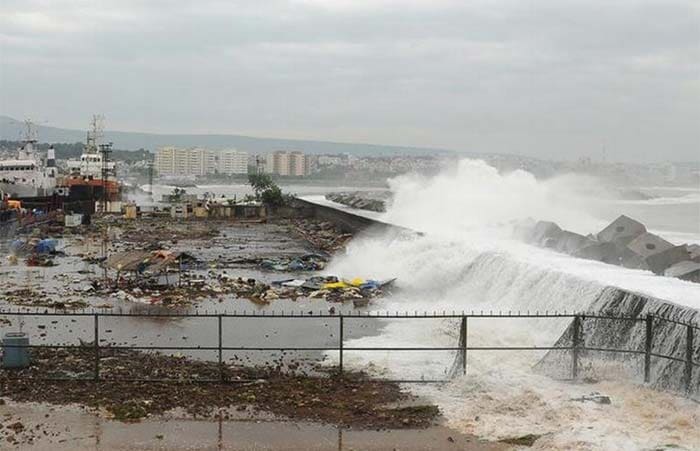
[{"x1": 0, "y1": 182, "x2": 41, "y2": 198}]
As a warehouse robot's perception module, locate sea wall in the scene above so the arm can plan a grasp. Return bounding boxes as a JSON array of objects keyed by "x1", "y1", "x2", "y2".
[
  {"x1": 286, "y1": 198, "x2": 416, "y2": 237},
  {"x1": 536, "y1": 287, "x2": 699, "y2": 396}
]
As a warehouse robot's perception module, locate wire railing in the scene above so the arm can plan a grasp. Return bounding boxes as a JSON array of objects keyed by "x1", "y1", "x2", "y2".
[{"x1": 0, "y1": 309, "x2": 697, "y2": 394}]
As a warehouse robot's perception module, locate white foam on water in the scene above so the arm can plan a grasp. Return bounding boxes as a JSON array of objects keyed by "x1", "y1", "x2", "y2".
[{"x1": 324, "y1": 159, "x2": 700, "y2": 450}]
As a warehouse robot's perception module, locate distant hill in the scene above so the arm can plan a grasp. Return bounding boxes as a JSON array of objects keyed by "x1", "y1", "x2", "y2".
[{"x1": 0, "y1": 115, "x2": 455, "y2": 157}]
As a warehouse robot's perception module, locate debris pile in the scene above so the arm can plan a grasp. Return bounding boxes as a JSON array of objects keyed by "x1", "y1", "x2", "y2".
[
  {"x1": 519, "y1": 214, "x2": 700, "y2": 283},
  {"x1": 2, "y1": 288, "x2": 89, "y2": 309},
  {"x1": 259, "y1": 254, "x2": 328, "y2": 271},
  {"x1": 0, "y1": 347, "x2": 440, "y2": 429},
  {"x1": 273, "y1": 276, "x2": 396, "y2": 306},
  {"x1": 7, "y1": 237, "x2": 61, "y2": 267},
  {"x1": 291, "y1": 219, "x2": 353, "y2": 253}
]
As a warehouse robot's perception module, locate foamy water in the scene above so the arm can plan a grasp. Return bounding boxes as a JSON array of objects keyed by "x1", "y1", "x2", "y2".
[{"x1": 318, "y1": 160, "x2": 700, "y2": 450}]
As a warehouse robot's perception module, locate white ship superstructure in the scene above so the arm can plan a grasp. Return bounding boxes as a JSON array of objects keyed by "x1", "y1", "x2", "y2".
[
  {"x1": 0, "y1": 121, "x2": 57, "y2": 198},
  {"x1": 66, "y1": 115, "x2": 116, "y2": 180}
]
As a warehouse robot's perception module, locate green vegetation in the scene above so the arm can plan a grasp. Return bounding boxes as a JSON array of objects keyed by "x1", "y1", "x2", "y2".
[{"x1": 247, "y1": 173, "x2": 291, "y2": 206}]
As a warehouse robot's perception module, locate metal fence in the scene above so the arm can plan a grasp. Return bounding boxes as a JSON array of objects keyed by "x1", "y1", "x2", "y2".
[{"x1": 0, "y1": 309, "x2": 697, "y2": 393}]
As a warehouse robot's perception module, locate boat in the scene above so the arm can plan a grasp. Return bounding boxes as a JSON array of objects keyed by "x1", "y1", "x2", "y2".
[
  {"x1": 0, "y1": 120, "x2": 58, "y2": 198},
  {"x1": 62, "y1": 115, "x2": 121, "y2": 205}
]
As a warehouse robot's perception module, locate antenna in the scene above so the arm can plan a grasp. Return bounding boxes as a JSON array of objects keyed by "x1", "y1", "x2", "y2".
[{"x1": 22, "y1": 119, "x2": 38, "y2": 143}]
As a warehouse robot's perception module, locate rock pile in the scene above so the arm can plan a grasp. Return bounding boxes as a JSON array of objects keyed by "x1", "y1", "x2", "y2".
[
  {"x1": 325, "y1": 191, "x2": 389, "y2": 213},
  {"x1": 521, "y1": 214, "x2": 700, "y2": 283}
]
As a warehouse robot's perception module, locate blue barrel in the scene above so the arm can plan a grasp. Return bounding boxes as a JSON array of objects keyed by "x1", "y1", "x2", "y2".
[{"x1": 2, "y1": 332, "x2": 30, "y2": 369}]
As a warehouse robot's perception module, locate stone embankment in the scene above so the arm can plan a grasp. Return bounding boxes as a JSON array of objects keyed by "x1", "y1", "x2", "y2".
[
  {"x1": 325, "y1": 191, "x2": 390, "y2": 213},
  {"x1": 518, "y1": 214, "x2": 700, "y2": 283}
]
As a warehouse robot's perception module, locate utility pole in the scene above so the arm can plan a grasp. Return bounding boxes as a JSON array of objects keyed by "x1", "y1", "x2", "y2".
[
  {"x1": 99, "y1": 142, "x2": 113, "y2": 214},
  {"x1": 99, "y1": 142, "x2": 113, "y2": 282},
  {"x1": 147, "y1": 160, "x2": 154, "y2": 204}
]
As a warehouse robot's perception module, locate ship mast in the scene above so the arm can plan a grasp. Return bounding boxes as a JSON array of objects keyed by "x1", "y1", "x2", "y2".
[{"x1": 86, "y1": 114, "x2": 105, "y2": 155}]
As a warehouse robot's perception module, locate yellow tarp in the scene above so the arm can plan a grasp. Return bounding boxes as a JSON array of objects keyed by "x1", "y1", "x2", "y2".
[{"x1": 322, "y1": 278, "x2": 365, "y2": 290}]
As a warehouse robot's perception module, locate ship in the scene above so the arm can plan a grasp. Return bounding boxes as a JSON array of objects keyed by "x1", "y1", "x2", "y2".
[
  {"x1": 0, "y1": 120, "x2": 58, "y2": 198},
  {"x1": 61, "y1": 115, "x2": 121, "y2": 208},
  {"x1": 7, "y1": 116, "x2": 122, "y2": 217}
]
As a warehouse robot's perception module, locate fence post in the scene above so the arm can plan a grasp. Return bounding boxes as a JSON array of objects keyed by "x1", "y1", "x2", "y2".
[
  {"x1": 339, "y1": 315, "x2": 344, "y2": 375},
  {"x1": 572, "y1": 315, "x2": 581, "y2": 380},
  {"x1": 93, "y1": 313, "x2": 99, "y2": 382},
  {"x1": 685, "y1": 325, "x2": 694, "y2": 394},
  {"x1": 218, "y1": 315, "x2": 223, "y2": 382},
  {"x1": 460, "y1": 316, "x2": 467, "y2": 376},
  {"x1": 644, "y1": 315, "x2": 653, "y2": 383}
]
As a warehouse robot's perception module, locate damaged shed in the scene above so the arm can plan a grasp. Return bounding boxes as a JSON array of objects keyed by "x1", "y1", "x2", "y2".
[{"x1": 104, "y1": 250, "x2": 200, "y2": 275}]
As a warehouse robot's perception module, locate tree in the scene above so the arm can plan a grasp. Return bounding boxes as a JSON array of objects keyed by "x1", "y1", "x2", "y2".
[
  {"x1": 248, "y1": 173, "x2": 285, "y2": 206},
  {"x1": 248, "y1": 173, "x2": 274, "y2": 197}
]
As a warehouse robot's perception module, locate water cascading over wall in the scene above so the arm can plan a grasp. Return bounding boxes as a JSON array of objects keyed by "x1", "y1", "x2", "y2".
[{"x1": 535, "y1": 287, "x2": 699, "y2": 396}]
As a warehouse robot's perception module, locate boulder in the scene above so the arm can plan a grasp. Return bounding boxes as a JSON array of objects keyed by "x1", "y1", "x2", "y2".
[
  {"x1": 552, "y1": 231, "x2": 597, "y2": 255},
  {"x1": 626, "y1": 232, "x2": 674, "y2": 259},
  {"x1": 574, "y1": 241, "x2": 647, "y2": 269},
  {"x1": 597, "y1": 215, "x2": 647, "y2": 245},
  {"x1": 687, "y1": 244, "x2": 700, "y2": 263},
  {"x1": 529, "y1": 221, "x2": 563, "y2": 246},
  {"x1": 664, "y1": 261, "x2": 700, "y2": 283},
  {"x1": 646, "y1": 245, "x2": 690, "y2": 275}
]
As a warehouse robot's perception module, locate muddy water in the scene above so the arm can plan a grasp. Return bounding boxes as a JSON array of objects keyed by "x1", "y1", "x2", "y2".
[
  {"x1": 4, "y1": 401, "x2": 502, "y2": 451},
  {"x1": 0, "y1": 223, "x2": 384, "y2": 374}
]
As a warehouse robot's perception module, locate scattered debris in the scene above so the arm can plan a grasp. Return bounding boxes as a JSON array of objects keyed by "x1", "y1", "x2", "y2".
[
  {"x1": 498, "y1": 433, "x2": 542, "y2": 447},
  {"x1": 570, "y1": 393, "x2": 612, "y2": 405},
  {"x1": 0, "y1": 347, "x2": 440, "y2": 429}
]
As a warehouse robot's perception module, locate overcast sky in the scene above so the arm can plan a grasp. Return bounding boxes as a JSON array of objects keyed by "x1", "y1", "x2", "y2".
[{"x1": 1, "y1": 0, "x2": 698, "y2": 162}]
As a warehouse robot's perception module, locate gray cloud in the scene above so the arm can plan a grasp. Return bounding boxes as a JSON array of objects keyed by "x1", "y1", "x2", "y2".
[{"x1": 1, "y1": 0, "x2": 698, "y2": 161}]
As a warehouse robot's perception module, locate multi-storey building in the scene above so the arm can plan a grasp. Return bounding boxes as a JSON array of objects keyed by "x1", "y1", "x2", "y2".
[
  {"x1": 155, "y1": 147, "x2": 248, "y2": 176},
  {"x1": 266, "y1": 151, "x2": 308, "y2": 176},
  {"x1": 218, "y1": 149, "x2": 249, "y2": 175}
]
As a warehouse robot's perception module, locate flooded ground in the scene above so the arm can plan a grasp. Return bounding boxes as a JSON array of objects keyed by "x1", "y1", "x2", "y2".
[
  {"x1": 2, "y1": 401, "x2": 502, "y2": 451},
  {"x1": 0, "y1": 219, "x2": 389, "y2": 370}
]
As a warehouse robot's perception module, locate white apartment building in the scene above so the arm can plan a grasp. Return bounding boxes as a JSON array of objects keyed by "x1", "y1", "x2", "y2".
[
  {"x1": 155, "y1": 147, "x2": 248, "y2": 176},
  {"x1": 218, "y1": 149, "x2": 249, "y2": 175}
]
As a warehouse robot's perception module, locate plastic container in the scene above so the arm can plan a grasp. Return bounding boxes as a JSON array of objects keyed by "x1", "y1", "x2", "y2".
[{"x1": 2, "y1": 332, "x2": 30, "y2": 369}]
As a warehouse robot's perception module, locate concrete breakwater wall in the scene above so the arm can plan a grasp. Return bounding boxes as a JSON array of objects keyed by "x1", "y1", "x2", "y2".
[
  {"x1": 536, "y1": 287, "x2": 699, "y2": 396},
  {"x1": 279, "y1": 198, "x2": 417, "y2": 237}
]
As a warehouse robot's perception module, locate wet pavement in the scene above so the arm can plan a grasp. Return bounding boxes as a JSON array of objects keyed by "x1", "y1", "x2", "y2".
[{"x1": 2, "y1": 401, "x2": 503, "y2": 451}]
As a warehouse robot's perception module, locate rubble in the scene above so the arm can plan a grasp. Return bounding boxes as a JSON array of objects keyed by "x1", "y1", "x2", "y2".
[
  {"x1": 0, "y1": 347, "x2": 440, "y2": 430},
  {"x1": 259, "y1": 254, "x2": 328, "y2": 272},
  {"x1": 291, "y1": 219, "x2": 353, "y2": 253},
  {"x1": 2, "y1": 288, "x2": 89, "y2": 309}
]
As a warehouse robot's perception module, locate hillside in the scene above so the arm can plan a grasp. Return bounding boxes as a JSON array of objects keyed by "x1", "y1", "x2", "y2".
[{"x1": 0, "y1": 115, "x2": 455, "y2": 157}]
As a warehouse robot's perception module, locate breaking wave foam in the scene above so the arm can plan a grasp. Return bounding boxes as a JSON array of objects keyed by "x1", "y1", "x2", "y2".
[{"x1": 324, "y1": 159, "x2": 700, "y2": 450}]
